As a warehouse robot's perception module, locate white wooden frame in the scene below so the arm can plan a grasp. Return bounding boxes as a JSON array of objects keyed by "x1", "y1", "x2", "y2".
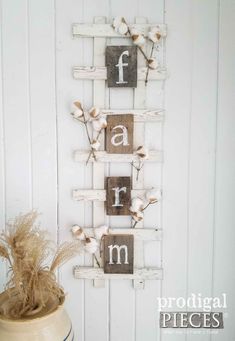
[
  {"x1": 72, "y1": 189, "x2": 160, "y2": 201},
  {"x1": 72, "y1": 16, "x2": 164, "y2": 286},
  {"x1": 74, "y1": 267, "x2": 163, "y2": 280}
]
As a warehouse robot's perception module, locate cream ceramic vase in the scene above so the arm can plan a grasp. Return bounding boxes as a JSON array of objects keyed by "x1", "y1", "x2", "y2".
[{"x1": 0, "y1": 292, "x2": 73, "y2": 341}]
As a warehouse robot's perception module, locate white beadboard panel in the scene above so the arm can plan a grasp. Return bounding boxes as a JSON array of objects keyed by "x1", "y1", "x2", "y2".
[
  {"x1": 28, "y1": 0, "x2": 58, "y2": 240},
  {"x1": 55, "y1": 1, "x2": 87, "y2": 340},
  {"x1": 212, "y1": 1, "x2": 235, "y2": 340},
  {"x1": 134, "y1": 3, "x2": 164, "y2": 337},
  {"x1": 1, "y1": 0, "x2": 32, "y2": 217},
  {"x1": 186, "y1": 1, "x2": 219, "y2": 341},
  {"x1": 162, "y1": 0, "x2": 193, "y2": 340},
  {"x1": 0, "y1": 0, "x2": 6, "y2": 292},
  {"x1": 0, "y1": 0, "x2": 234, "y2": 341}
]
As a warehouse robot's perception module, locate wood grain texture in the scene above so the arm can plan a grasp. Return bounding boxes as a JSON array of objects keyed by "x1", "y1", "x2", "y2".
[
  {"x1": 105, "y1": 114, "x2": 134, "y2": 154},
  {"x1": 103, "y1": 235, "x2": 134, "y2": 274},
  {"x1": 83, "y1": 228, "x2": 162, "y2": 241},
  {"x1": 106, "y1": 46, "x2": 137, "y2": 88},
  {"x1": 74, "y1": 149, "x2": 162, "y2": 162},
  {"x1": 101, "y1": 109, "x2": 164, "y2": 122},
  {"x1": 106, "y1": 176, "x2": 131, "y2": 215},
  {"x1": 73, "y1": 266, "x2": 163, "y2": 280},
  {"x1": 73, "y1": 188, "x2": 157, "y2": 201},
  {"x1": 73, "y1": 66, "x2": 168, "y2": 80},
  {"x1": 72, "y1": 23, "x2": 167, "y2": 38}
]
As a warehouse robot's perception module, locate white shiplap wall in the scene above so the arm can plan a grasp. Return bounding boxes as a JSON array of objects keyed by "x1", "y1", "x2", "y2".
[{"x1": 0, "y1": 1, "x2": 235, "y2": 341}]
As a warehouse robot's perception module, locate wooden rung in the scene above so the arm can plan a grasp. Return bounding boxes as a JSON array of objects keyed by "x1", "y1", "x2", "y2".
[
  {"x1": 74, "y1": 150, "x2": 163, "y2": 163},
  {"x1": 101, "y1": 109, "x2": 164, "y2": 122},
  {"x1": 72, "y1": 23, "x2": 167, "y2": 38},
  {"x1": 73, "y1": 266, "x2": 163, "y2": 280},
  {"x1": 73, "y1": 66, "x2": 168, "y2": 81},
  {"x1": 72, "y1": 188, "x2": 161, "y2": 201},
  {"x1": 83, "y1": 228, "x2": 162, "y2": 241}
]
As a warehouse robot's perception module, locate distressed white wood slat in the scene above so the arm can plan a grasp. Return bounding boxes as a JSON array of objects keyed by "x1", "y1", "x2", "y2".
[
  {"x1": 74, "y1": 267, "x2": 163, "y2": 280},
  {"x1": 74, "y1": 150, "x2": 162, "y2": 163},
  {"x1": 132, "y1": 16, "x2": 147, "y2": 290},
  {"x1": 72, "y1": 23, "x2": 166, "y2": 38},
  {"x1": 92, "y1": 16, "x2": 106, "y2": 288},
  {"x1": 83, "y1": 228, "x2": 162, "y2": 241},
  {"x1": 73, "y1": 66, "x2": 168, "y2": 80},
  {"x1": 102, "y1": 109, "x2": 164, "y2": 122},
  {"x1": 73, "y1": 188, "x2": 159, "y2": 201}
]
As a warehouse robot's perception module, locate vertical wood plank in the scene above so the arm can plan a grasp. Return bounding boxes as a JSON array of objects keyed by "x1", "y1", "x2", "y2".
[
  {"x1": 0, "y1": 0, "x2": 6, "y2": 292},
  {"x1": 162, "y1": 0, "x2": 193, "y2": 340},
  {"x1": 83, "y1": 8, "x2": 109, "y2": 341},
  {"x1": 56, "y1": 1, "x2": 86, "y2": 340},
  {"x1": 28, "y1": 0, "x2": 57, "y2": 241},
  {"x1": 134, "y1": 3, "x2": 164, "y2": 339},
  {"x1": 212, "y1": 1, "x2": 235, "y2": 340},
  {"x1": 1, "y1": 0, "x2": 32, "y2": 218},
  {"x1": 186, "y1": 1, "x2": 219, "y2": 341},
  {"x1": 132, "y1": 16, "x2": 146, "y2": 291}
]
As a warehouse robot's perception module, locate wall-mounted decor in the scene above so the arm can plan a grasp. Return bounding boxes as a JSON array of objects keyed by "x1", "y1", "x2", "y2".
[
  {"x1": 103, "y1": 235, "x2": 134, "y2": 274},
  {"x1": 106, "y1": 176, "x2": 131, "y2": 215},
  {"x1": 106, "y1": 46, "x2": 137, "y2": 87},
  {"x1": 70, "y1": 15, "x2": 167, "y2": 289},
  {"x1": 105, "y1": 114, "x2": 134, "y2": 154}
]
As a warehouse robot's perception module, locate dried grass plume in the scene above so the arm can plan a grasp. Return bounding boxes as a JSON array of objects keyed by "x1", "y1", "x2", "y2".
[{"x1": 0, "y1": 211, "x2": 81, "y2": 319}]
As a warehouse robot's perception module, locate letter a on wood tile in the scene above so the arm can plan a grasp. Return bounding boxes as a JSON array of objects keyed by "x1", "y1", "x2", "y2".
[
  {"x1": 106, "y1": 177, "x2": 131, "y2": 215},
  {"x1": 103, "y1": 235, "x2": 134, "y2": 274},
  {"x1": 106, "y1": 46, "x2": 137, "y2": 88},
  {"x1": 105, "y1": 114, "x2": 134, "y2": 154}
]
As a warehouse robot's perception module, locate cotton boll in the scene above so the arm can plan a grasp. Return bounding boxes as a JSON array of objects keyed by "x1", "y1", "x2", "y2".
[
  {"x1": 130, "y1": 29, "x2": 145, "y2": 46},
  {"x1": 71, "y1": 225, "x2": 85, "y2": 241},
  {"x1": 84, "y1": 237, "x2": 99, "y2": 254},
  {"x1": 92, "y1": 117, "x2": 107, "y2": 132},
  {"x1": 132, "y1": 33, "x2": 146, "y2": 46},
  {"x1": 113, "y1": 16, "x2": 124, "y2": 30},
  {"x1": 148, "y1": 58, "x2": 159, "y2": 70},
  {"x1": 145, "y1": 188, "x2": 162, "y2": 203},
  {"x1": 130, "y1": 197, "x2": 145, "y2": 213},
  {"x1": 118, "y1": 22, "x2": 128, "y2": 35},
  {"x1": 136, "y1": 146, "x2": 149, "y2": 160},
  {"x1": 148, "y1": 26, "x2": 166, "y2": 43},
  {"x1": 71, "y1": 101, "x2": 83, "y2": 118},
  {"x1": 90, "y1": 139, "x2": 101, "y2": 151},
  {"x1": 94, "y1": 225, "x2": 109, "y2": 240},
  {"x1": 88, "y1": 107, "x2": 101, "y2": 119},
  {"x1": 131, "y1": 211, "x2": 144, "y2": 222}
]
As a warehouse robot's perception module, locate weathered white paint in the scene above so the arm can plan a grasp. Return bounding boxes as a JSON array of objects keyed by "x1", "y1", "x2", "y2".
[
  {"x1": 0, "y1": 1, "x2": 234, "y2": 341},
  {"x1": 83, "y1": 227, "x2": 162, "y2": 241},
  {"x1": 101, "y1": 108, "x2": 164, "y2": 122},
  {"x1": 74, "y1": 149, "x2": 162, "y2": 162},
  {"x1": 72, "y1": 23, "x2": 167, "y2": 37},
  {"x1": 73, "y1": 66, "x2": 168, "y2": 80},
  {"x1": 74, "y1": 266, "x2": 163, "y2": 280},
  {"x1": 72, "y1": 188, "x2": 160, "y2": 201}
]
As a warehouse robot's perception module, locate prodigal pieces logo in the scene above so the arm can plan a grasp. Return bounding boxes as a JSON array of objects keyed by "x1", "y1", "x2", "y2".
[
  {"x1": 158, "y1": 294, "x2": 226, "y2": 329},
  {"x1": 160, "y1": 312, "x2": 223, "y2": 329}
]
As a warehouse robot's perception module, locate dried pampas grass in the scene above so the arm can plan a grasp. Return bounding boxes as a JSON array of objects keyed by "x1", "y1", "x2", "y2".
[{"x1": 0, "y1": 211, "x2": 81, "y2": 319}]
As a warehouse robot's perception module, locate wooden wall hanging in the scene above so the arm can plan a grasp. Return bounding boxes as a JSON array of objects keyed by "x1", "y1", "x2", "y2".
[{"x1": 71, "y1": 16, "x2": 167, "y2": 289}]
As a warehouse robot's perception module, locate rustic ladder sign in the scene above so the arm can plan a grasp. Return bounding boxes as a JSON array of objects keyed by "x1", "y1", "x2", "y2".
[{"x1": 72, "y1": 16, "x2": 166, "y2": 288}]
